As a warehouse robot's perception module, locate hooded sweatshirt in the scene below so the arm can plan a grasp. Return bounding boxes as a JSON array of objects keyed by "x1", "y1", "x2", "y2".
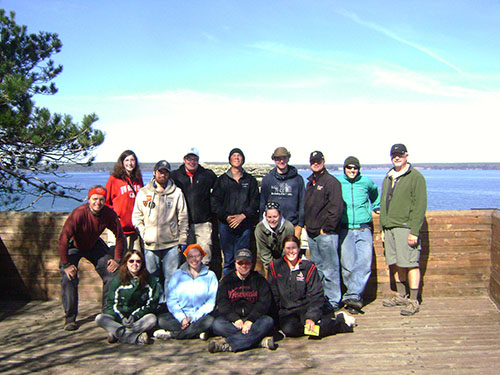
[
  {"x1": 132, "y1": 178, "x2": 189, "y2": 250},
  {"x1": 105, "y1": 174, "x2": 143, "y2": 234},
  {"x1": 255, "y1": 215, "x2": 295, "y2": 268},
  {"x1": 259, "y1": 165, "x2": 305, "y2": 227}
]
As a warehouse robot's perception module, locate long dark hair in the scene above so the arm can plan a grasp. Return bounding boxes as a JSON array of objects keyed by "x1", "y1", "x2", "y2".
[
  {"x1": 111, "y1": 150, "x2": 142, "y2": 182},
  {"x1": 119, "y1": 250, "x2": 150, "y2": 289}
]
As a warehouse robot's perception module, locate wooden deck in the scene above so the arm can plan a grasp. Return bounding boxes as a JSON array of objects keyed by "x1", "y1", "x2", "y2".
[{"x1": 1, "y1": 296, "x2": 499, "y2": 375}]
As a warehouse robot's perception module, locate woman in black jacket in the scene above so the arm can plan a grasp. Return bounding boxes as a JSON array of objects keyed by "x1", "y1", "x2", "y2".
[{"x1": 268, "y1": 235, "x2": 356, "y2": 337}]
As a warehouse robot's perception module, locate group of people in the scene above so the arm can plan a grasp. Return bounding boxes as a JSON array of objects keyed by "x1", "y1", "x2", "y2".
[{"x1": 58, "y1": 143, "x2": 427, "y2": 350}]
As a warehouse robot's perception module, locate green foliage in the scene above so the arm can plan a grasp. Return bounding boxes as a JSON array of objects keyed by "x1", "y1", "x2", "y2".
[{"x1": 0, "y1": 9, "x2": 104, "y2": 210}]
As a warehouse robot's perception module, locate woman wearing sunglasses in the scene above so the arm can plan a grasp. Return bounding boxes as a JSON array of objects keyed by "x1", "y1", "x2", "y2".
[{"x1": 95, "y1": 250, "x2": 160, "y2": 344}]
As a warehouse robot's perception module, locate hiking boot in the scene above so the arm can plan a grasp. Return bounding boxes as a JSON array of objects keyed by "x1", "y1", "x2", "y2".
[
  {"x1": 344, "y1": 299, "x2": 363, "y2": 311},
  {"x1": 153, "y1": 329, "x2": 172, "y2": 340},
  {"x1": 208, "y1": 338, "x2": 232, "y2": 353},
  {"x1": 400, "y1": 299, "x2": 420, "y2": 316},
  {"x1": 382, "y1": 294, "x2": 408, "y2": 307},
  {"x1": 63, "y1": 322, "x2": 78, "y2": 331},
  {"x1": 199, "y1": 332, "x2": 209, "y2": 341},
  {"x1": 260, "y1": 336, "x2": 277, "y2": 350},
  {"x1": 136, "y1": 332, "x2": 152, "y2": 345},
  {"x1": 107, "y1": 333, "x2": 118, "y2": 344}
]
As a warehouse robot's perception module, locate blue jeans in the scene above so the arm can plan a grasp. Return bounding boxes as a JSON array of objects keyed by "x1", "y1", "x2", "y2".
[
  {"x1": 218, "y1": 222, "x2": 251, "y2": 276},
  {"x1": 95, "y1": 313, "x2": 157, "y2": 344},
  {"x1": 307, "y1": 233, "x2": 341, "y2": 308},
  {"x1": 339, "y1": 228, "x2": 373, "y2": 302},
  {"x1": 144, "y1": 247, "x2": 179, "y2": 303},
  {"x1": 212, "y1": 315, "x2": 274, "y2": 352}
]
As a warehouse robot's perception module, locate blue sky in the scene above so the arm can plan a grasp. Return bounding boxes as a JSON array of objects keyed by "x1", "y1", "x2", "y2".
[{"x1": 2, "y1": 0, "x2": 499, "y2": 164}]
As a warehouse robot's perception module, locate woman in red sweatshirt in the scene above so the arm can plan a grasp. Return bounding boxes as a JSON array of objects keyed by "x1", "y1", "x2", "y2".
[{"x1": 105, "y1": 150, "x2": 144, "y2": 251}]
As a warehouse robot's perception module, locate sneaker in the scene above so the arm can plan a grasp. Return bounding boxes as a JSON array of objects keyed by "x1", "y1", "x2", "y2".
[
  {"x1": 400, "y1": 299, "x2": 420, "y2": 316},
  {"x1": 107, "y1": 333, "x2": 118, "y2": 344},
  {"x1": 337, "y1": 312, "x2": 357, "y2": 328},
  {"x1": 344, "y1": 299, "x2": 363, "y2": 310},
  {"x1": 63, "y1": 322, "x2": 78, "y2": 331},
  {"x1": 382, "y1": 294, "x2": 409, "y2": 307},
  {"x1": 136, "y1": 332, "x2": 152, "y2": 345},
  {"x1": 153, "y1": 329, "x2": 172, "y2": 340},
  {"x1": 199, "y1": 332, "x2": 209, "y2": 341},
  {"x1": 208, "y1": 338, "x2": 232, "y2": 353},
  {"x1": 260, "y1": 336, "x2": 277, "y2": 350}
]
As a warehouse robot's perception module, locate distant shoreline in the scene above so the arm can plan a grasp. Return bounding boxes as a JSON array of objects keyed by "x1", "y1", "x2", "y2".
[{"x1": 59, "y1": 162, "x2": 500, "y2": 173}]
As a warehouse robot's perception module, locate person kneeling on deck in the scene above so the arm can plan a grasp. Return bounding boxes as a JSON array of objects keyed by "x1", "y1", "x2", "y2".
[
  {"x1": 95, "y1": 250, "x2": 160, "y2": 345},
  {"x1": 59, "y1": 185, "x2": 125, "y2": 331},
  {"x1": 209, "y1": 249, "x2": 276, "y2": 352},
  {"x1": 268, "y1": 235, "x2": 356, "y2": 338}
]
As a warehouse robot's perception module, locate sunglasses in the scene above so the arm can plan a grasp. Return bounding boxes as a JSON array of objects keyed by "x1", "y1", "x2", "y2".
[
  {"x1": 346, "y1": 166, "x2": 359, "y2": 170},
  {"x1": 128, "y1": 259, "x2": 142, "y2": 264}
]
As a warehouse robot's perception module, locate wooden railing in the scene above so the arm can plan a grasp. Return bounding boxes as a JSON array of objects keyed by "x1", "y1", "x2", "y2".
[{"x1": 0, "y1": 210, "x2": 498, "y2": 307}]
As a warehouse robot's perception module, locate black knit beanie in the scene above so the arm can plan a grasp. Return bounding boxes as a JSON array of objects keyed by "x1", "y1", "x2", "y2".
[
  {"x1": 228, "y1": 148, "x2": 245, "y2": 164},
  {"x1": 343, "y1": 156, "x2": 360, "y2": 169}
]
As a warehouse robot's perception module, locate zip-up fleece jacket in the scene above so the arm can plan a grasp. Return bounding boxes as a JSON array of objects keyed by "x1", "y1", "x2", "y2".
[
  {"x1": 171, "y1": 165, "x2": 217, "y2": 224},
  {"x1": 167, "y1": 262, "x2": 218, "y2": 323},
  {"x1": 59, "y1": 204, "x2": 125, "y2": 265},
  {"x1": 268, "y1": 256, "x2": 323, "y2": 322},
  {"x1": 211, "y1": 169, "x2": 260, "y2": 225},
  {"x1": 105, "y1": 274, "x2": 160, "y2": 322},
  {"x1": 255, "y1": 216, "x2": 295, "y2": 268},
  {"x1": 216, "y1": 270, "x2": 272, "y2": 323},
  {"x1": 380, "y1": 164, "x2": 427, "y2": 237},
  {"x1": 105, "y1": 174, "x2": 143, "y2": 234},
  {"x1": 259, "y1": 165, "x2": 305, "y2": 227},
  {"x1": 132, "y1": 178, "x2": 188, "y2": 250},
  {"x1": 304, "y1": 169, "x2": 344, "y2": 238},
  {"x1": 337, "y1": 173, "x2": 380, "y2": 228}
]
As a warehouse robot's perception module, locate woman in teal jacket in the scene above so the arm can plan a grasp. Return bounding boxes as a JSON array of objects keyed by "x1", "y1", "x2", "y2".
[
  {"x1": 337, "y1": 156, "x2": 380, "y2": 312},
  {"x1": 95, "y1": 250, "x2": 160, "y2": 344}
]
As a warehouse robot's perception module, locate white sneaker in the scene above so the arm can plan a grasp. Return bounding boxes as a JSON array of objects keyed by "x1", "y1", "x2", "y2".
[
  {"x1": 153, "y1": 329, "x2": 172, "y2": 340},
  {"x1": 338, "y1": 312, "x2": 357, "y2": 327}
]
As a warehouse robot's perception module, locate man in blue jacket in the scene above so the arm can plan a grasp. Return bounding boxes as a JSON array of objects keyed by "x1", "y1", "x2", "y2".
[
  {"x1": 260, "y1": 147, "x2": 305, "y2": 239},
  {"x1": 337, "y1": 156, "x2": 380, "y2": 312}
]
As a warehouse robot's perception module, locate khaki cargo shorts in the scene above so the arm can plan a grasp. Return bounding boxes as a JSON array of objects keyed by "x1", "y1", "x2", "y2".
[{"x1": 384, "y1": 227, "x2": 420, "y2": 268}]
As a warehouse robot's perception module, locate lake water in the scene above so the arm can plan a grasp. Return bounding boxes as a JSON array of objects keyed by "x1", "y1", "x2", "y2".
[{"x1": 4, "y1": 169, "x2": 500, "y2": 212}]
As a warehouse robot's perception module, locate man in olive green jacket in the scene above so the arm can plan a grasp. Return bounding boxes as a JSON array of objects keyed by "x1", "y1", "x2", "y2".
[{"x1": 380, "y1": 144, "x2": 427, "y2": 316}]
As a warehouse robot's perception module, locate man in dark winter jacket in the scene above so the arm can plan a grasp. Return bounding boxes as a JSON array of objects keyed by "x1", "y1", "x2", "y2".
[
  {"x1": 211, "y1": 148, "x2": 259, "y2": 275},
  {"x1": 304, "y1": 151, "x2": 344, "y2": 312},
  {"x1": 171, "y1": 147, "x2": 217, "y2": 265},
  {"x1": 260, "y1": 147, "x2": 305, "y2": 239}
]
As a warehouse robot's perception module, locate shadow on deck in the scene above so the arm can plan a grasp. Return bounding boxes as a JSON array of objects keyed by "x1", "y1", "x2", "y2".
[{"x1": 0, "y1": 297, "x2": 499, "y2": 375}]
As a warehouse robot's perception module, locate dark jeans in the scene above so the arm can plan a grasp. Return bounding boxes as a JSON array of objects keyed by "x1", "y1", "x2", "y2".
[
  {"x1": 60, "y1": 238, "x2": 115, "y2": 323},
  {"x1": 279, "y1": 310, "x2": 353, "y2": 338},
  {"x1": 158, "y1": 312, "x2": 214, "y2": 339},
  {"x1": 212, "y1": 315, "x2": 274, "y2": 352},
  {"x1": 218, "y1": 222, "x2": 251, "y2": 276}
]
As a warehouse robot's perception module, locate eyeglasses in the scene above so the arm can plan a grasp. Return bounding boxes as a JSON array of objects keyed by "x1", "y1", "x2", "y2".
[
  {"x1": 187, "y1": 254, "x2": 202, "y2": 259},
  {"x1": 235, "y1": 261, "x2": 251, "y2": 266},
  {"x1": 346, "y1": 165, "x2": 359, "y2": 170},
  {"x1": 128, "y1": 259, "x2": 142, "y2": 264}
]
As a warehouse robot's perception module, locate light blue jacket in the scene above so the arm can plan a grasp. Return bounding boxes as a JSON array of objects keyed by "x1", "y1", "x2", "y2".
[
  {"x1": 166, "y1": 262, "x2": 218, "y2": 323},
  {"x1": 337, "y1": 173, "x2": 380, "y2": 228}
]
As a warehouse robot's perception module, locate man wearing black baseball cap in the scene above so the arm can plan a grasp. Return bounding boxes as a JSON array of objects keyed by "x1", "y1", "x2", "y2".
[
  {"x1": 304, "y1": 150, "x2": 344, "y2": 312},
  {"x1": 380, "y1": 144, "x2": 427, "y2": 316}
]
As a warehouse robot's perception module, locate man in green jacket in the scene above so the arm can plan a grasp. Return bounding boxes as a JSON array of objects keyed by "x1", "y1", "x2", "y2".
[{"x1": 380, "y1": 144, "x2": 427, "y2": 316}]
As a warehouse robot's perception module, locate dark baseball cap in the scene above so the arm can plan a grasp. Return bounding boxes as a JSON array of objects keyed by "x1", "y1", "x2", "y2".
[
  {"x1": 390, "y1": 144, "x2": 408, "y2": 156},
  {"x1": 154, "y1": 160, "x2": 171, "y2": 172},
  {"x1": 309, "y1": 150, "x2": 324, "y2": 163},
  {"x1": 235, "y1": 248, "x2": 252, "y2": 262}
]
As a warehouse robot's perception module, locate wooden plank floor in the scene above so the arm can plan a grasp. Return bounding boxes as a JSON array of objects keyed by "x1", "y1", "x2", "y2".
[{"x1": 0, "y1": 296, "x2": 499, "y2": 375}]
